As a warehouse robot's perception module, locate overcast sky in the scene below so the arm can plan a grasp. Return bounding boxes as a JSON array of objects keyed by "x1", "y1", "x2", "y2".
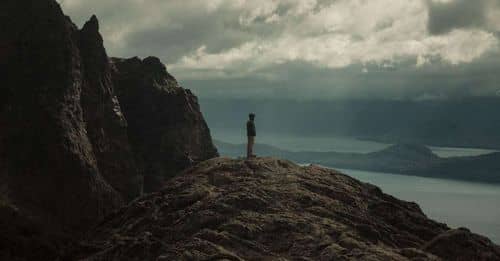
[{"x1": 58, "y1": 0, "x2": 500, "y2": 100}]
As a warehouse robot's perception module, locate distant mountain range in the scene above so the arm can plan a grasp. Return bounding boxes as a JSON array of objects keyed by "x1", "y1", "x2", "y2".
[{"x1": 215, "y1": 140, "x2": 500, "y2": 184}]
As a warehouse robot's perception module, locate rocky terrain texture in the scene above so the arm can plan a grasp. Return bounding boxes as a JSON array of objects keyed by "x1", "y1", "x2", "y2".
[
  {"x1": 112, "y1": 57, "x2": 218, "y2": 192},
  {"x1": 0, "y1": 0, "x2": 217, "y2": 259},
  {"x1": 77, "y1": 157, "x2": 500, "y2": 260}
]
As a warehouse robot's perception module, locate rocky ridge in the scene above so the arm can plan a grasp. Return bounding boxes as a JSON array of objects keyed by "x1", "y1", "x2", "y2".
[{"x1": 77, "y1": 157, "x2": 500, "y2": 260}]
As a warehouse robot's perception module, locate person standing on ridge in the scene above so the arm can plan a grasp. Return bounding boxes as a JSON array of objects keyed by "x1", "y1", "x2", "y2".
[{"x1": 247, "y1": 113, "x2": 256, "y2": 159}]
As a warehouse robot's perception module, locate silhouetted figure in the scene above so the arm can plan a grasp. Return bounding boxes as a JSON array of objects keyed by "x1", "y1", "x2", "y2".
[{"x1": 247, "y1": 113, "x2": 256, "y2": 159}]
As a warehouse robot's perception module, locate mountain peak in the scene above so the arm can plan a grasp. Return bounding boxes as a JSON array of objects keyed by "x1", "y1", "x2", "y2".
[{"x1": 82, "y1": 14, "x2": 99, "y2": 32}]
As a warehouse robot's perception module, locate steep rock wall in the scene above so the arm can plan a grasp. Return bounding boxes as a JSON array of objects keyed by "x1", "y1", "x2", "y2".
[
  {"x1": 112, "y1": 57, "x2": 218, "y2": 192},
  {"x1": 0, "y1": 0, "x2": 139, "y2": 231}
]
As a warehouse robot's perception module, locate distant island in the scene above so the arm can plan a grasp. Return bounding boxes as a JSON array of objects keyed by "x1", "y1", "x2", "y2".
[{"x1": 215, "y1": 140, "x2": 500, "y2": 184}]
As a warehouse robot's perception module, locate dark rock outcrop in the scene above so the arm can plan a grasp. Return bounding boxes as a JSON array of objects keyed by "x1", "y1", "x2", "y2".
[
  {"x1": 111, "y1": 57, "x2": 218, "y2": 192},
  {"x1": 1, "y1": 0, "x2": 219, "y2": 258},
  {"x1": 0, "y1": 0, "x2": 124, "y2": 232},
  {"x1": 79, "y1": 15, "x2": 142, "y2": 200},
  {"x1": 0, "y1": 0, "x2": 216, "y2": 233},
  {"x1": 77, "y1": 157, "x2": 500, "y2": 260}
]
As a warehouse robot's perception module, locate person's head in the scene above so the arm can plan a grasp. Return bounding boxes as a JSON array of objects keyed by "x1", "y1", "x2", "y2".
[{"x1": 249, "y1": 113, "x2": 255, "y2": 120}]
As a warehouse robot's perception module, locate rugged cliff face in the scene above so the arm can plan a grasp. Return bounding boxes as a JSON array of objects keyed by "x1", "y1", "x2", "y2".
[
  {"x1": 77, "y1": 157, "x2": 500, "y2": 261},
  {"x1": 0, "y1": 1, "x2": 219, "y2": 258},
  {"x1": 111, "y1": 57, "x2": 219, "y2": 192},
  {"x1": 0, "y1": 0, "x2": 126, "y2": 231},
  {"x1": 79, "y1": 16, "x2": 142, "y2": 201}
]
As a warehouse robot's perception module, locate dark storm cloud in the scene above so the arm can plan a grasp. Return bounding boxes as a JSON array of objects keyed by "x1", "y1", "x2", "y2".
[
  {"x1": 58, "y1": 0, "x2": 287, "y2": 63},
  {"x1": 123, "y1": 20, "x2": 251, "y2": 62},
  {"x1": 57, "y1": 0, "x2": 500, "y2": 100},
  {"x1": 183, "y1": 49, "x2": 500, "y2": 101},
  {"x1": 427, "y1": 0, "x2": 488, "y2": 35},
  {"x1": 121, "y1": 10, "x2": 286, "y2": 62},
  {"x1": 427, "y1": 0, "x2": 500, "y2": 36}
]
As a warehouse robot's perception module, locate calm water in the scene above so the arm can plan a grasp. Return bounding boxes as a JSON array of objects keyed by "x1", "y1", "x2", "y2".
[{"x1": 339, "y1": 168, "x2": 500, "y2": 244}]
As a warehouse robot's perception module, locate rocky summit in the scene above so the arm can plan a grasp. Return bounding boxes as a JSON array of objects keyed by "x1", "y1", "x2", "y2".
[{"x1": 77, "y1": 157, "x2": 500, "y2": 261}]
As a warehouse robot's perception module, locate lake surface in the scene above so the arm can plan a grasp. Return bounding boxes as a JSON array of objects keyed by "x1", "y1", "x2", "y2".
[{"x1": 338, "y1": 168, "x2": 500, "y2": 244}]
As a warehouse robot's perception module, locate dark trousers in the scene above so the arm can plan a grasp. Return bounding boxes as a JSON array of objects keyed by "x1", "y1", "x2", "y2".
[{"x1": 247, "y1": 136, "x2": 255, "y2": 158}]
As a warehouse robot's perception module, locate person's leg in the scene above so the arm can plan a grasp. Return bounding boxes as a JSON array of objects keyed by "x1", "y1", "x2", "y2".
[
  {"x1": 247, "y1": 136, "x2": 251, "y2": 159},
  {"x1": 249, "y1": 136, "x2": 255, "y2": 157}
]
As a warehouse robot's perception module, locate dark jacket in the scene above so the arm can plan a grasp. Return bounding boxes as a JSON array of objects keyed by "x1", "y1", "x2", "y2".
[{"x1": 247, "y1": 120, "x2": 256, "y2": 137}]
